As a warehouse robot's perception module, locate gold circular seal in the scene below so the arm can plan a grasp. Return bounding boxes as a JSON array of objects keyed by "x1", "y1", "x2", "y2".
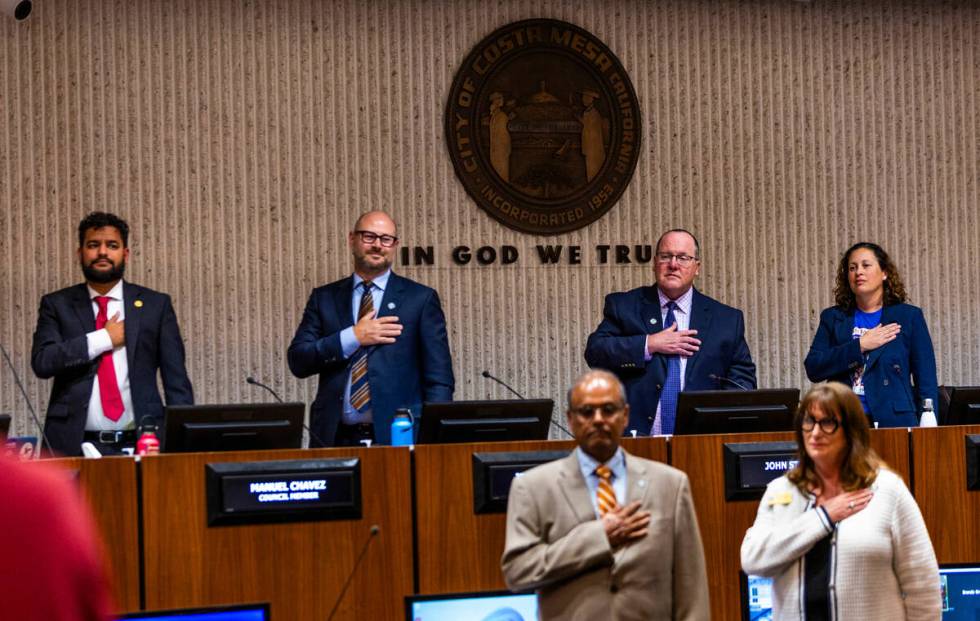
[{"x1": 446, "y1": 19, "x2": 641, "y2": 235}]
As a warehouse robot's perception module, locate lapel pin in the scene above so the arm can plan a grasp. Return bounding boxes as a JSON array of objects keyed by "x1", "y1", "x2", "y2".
[
  {"x1": 387, "y1": 302, "x2": 396, "y2": 310},
  {"x1": 649, "y1": 318, "x2": 657, "y2": 325},
  {"x1": 638, "y1": 479, "x2": 647, "y2": 488},
  {"x1": 134, "y1": 300, "x2": 143, "y2": 308}
]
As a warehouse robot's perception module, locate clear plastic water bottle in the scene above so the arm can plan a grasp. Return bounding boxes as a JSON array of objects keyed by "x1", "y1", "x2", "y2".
[
  {"x1": 390, "y1": 408, "x2": 414, "y2": 446},
  {"x1": 919, "y1": 398, "x2": 938, "y2": 427}
]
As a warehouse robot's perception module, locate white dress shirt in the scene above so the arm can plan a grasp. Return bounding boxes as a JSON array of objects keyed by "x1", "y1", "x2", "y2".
[{"x1": 84, "y1": 280, "x2": 135, "y2": 431}]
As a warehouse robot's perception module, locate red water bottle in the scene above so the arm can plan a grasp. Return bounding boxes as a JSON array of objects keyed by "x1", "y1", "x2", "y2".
[
  {"x1": 136, "y1": 416, "x2": 161, "y2": 456},
  {"x1": 136, "y1": 430, "x2": 160, "y2": 455}
]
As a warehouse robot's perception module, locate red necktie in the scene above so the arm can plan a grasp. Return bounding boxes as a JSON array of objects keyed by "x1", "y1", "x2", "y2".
[{"x1": 94, "y1": 296, "x2": 124, "y2": 422}]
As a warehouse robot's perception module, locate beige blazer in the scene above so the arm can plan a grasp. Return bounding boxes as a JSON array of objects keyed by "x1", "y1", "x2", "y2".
[{"x1": 501, "y1": 450, "x2": 710, "y2": 620}]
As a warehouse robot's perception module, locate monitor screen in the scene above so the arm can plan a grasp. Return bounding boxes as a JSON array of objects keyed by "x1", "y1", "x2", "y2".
[
  {"x1": 939, "y1": 386, "x2": 980, "y2": 426},
  {"x1": 674, "y1": 389, "x2": 799, "y2": 435},
  {"x1": 740, "y1": 573, "x2": 773, "y2": 621},
  {"x1": 406, "y1": 591, "x2": 537, "y2": 621},
  {"x1": 417, "y1": 400, "x2": 554, "y2": 444},
  {"x1": 118, "y1": 603, "x2": 269, "y2": 620},
  {"x1": 941, "y1": 564, "x2": 980, "y2": 618},
  {"x1": 163, "y1": 402, "x2": 305, "y2": 453}
]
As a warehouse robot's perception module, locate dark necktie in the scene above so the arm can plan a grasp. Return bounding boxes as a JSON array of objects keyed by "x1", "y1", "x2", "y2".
[{"x1": 658, "y1": 301, "x2": 681, "y2": 434}]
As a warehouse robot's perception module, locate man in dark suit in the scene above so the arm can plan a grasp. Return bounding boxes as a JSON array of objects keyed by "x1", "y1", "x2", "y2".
[
  {"x1": 585, "y1": 229, "x2": 756, "y2": 435},
  {"x1": 287, "y1": 211, "x2": 454, "y2": 446},
  {"x1": 31, "y1": 212, "x2": 194, "y2": 456}
]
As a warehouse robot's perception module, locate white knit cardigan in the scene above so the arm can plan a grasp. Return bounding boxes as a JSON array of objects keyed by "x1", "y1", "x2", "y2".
[{"x1": 740, "y1": 469, "x2": 941, "y2": 620}]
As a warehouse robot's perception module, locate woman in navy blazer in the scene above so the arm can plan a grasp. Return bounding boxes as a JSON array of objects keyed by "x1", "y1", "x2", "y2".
[{"x1": 804, "y1": 242, "x2": 938, "y2": 428}]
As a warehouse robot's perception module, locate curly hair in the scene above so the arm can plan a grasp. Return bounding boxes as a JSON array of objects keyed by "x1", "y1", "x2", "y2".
[
  {"x1": 78, "y1": 212, "x2": 129, "y2": 248},
  {"x1": 787, "y1": 382, "x2": 882, "y2": 494},
  {"x1": 833, "y1": 242, "x2": 907, "y2": 310}
]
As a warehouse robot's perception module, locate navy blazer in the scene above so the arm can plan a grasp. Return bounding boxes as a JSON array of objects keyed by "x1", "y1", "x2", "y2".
[
  {"x1": 31, "y1": 282, "x2": 194, "y2": 455},
  {"x1": 584, "y1": 286, "x2": 757, "y2": 434},
  {"x1": 287, "y1": 272, "x2": 454, "y2": 446},
  {"x1": 803, "y1": 303, "x2": 938, "y2": 427}
]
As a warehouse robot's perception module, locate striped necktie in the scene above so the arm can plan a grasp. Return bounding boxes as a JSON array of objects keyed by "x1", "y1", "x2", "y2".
[
  {"x1": 595, "y1": 465, "x2": 617, "y2": 516},
  {"x1": 349, "y1": 281, "x2": 374, "y2": 416}
]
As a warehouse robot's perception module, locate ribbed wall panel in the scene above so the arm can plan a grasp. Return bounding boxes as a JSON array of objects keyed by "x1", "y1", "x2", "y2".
[{"x1": 1, "y1": 0, "x2": 977, "y2": 438}]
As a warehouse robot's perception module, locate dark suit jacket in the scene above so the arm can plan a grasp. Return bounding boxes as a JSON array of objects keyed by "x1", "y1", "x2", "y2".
[
  {"x1": 286, "y1": 272, "x2": 454, "y2": 446},
  {"x1": 31, "y1": 282, "x2": 194, "y2": 455},
  {"x1": 803, "y1": 303, "x2": 938, "y2": 427},
  {"x1": 501, "y1": 451, "x2": 710, "y2": 620},
  {"x1": 584, "y1": 286, "x2": 757, "y2": 434}
]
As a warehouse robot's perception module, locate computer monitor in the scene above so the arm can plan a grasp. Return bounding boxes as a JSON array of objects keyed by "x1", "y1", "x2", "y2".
[
  {"x1": 939, "y1": 386, "x2": 980, "y2": 426},
  {"x1": 941, "y1": 563, "x2": 980, "y2": 618},
  {"x1": 417, "y1": 400, "x2": 554, "y2": 444},
  {"x1": 740, "y1": 573, "x2": 773, "y2": 621},
  {"x1": 405, "y1": 590, "x2": 537, "y2": 621},
  {"x1": 0, "y1": 414, "x2": 10, "y2": 440},
  {"x1": 118, "y1": 603, "x2": 269, "y2": 620},
  {"x1": 162, "y1": 403, "x2": 305, "y2": 453},
  {"x1": 674, "y1": 389, "x2": 799, "y2": 435}
]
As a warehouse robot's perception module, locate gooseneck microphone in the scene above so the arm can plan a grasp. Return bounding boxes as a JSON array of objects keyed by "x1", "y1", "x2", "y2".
[
  {"x1": 708, "y1": 373, "x2": 751, "y2": 391},
  {"x1": 480, "y1": 370, "x2": 573, "y2": 438},
  {"x1": 244, "y1": 376, "x2": 327, "y2": 448},
  {"x1": 481, "y1": 369, "x2": 524, "y2": 400},
  {"x1": 245, "y1": 376, "x2": 284, "y2": 402},
  {"x1": 0, "y1": 343, "x2": 51, "y2": 457},
  {"x1": 325, "y1": 524, "x2": 381, "y2": 621}
]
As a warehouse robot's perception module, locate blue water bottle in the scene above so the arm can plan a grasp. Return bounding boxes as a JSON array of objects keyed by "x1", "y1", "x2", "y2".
[{"x1": 391, "y1": 408, "x2": 414, "y2": 446}]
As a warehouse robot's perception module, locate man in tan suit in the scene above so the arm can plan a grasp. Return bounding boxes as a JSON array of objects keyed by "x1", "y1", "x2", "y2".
[{"x1": 501, "y1": 370, "x2": 710, "y2": 620}]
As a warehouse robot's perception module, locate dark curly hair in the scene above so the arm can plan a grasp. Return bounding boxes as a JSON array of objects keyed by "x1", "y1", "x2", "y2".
[
  {"x1": 787, "y1": 382, "x2": 883, "y2": 494},
  {"x1": 78, "y1": 212, "x2": 129, "y2": 248},
  {"x1": 833, "y1": 242, "x2": 907, "y2": 310}
]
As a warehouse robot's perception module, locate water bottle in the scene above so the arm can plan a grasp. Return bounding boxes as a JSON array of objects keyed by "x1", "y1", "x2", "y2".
[
  {"x1": 136, "y1": 416, "x2": 161, "y2": 456},
  {"x1": 391, "y1": 409, "x2": 414, "y2": 446},
  {"x1": 919, "y1": 398, "x2": 938, "y2": 428}
]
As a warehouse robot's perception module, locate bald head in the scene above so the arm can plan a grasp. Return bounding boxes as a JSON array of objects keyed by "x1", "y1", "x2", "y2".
[
  {"x1": 566, "y1": 370, "x2": 630, "y2": 461},
  {"x1": 349, "y1": 211, "x2": 399, "y2": 279}
]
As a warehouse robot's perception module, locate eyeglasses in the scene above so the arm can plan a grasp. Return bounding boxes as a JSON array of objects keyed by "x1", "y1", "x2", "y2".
[
  {"x1": 355, "y1": 230, "x2": 399, "y2": 247},
  {"x1": 655, "y1": 253, "x2": 698, "y2": 266},
  {"x1": 801, "y1": 415, "x2": 840, "y2": 434},
  {"x1": 570, "y1": 403, "x2": 625, "y2": 419}
]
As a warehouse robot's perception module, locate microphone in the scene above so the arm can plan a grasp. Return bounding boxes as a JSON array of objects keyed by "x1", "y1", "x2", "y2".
[
  {"x1": 480, "y1": 370, "x2": 573, "y2": 439},
  {"x1": 246, "y1": 376, "x2": 284, "y2": 402},
  {"x1": 481, "y1": 369, "x2": 524, "y2": 399},
  {"x1": 325, "y1": 524, "x2": 381, "y2": 621},
  {"x1": 0, "y1": 343, "x2": 51, "y2": 458},
  {"x1": 708, "y1": 373, "x2": 751, "y2": 390},
  {"x1": 244, "y1": 376, "x2": 327, "y2": 448}
]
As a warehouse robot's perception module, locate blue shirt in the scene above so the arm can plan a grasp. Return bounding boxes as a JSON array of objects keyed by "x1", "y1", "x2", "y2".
[
  {"x1": 851, "y1": 308, "x2": 883, "y2": 413},
  {"x1": 340, "y1": 270, "x2": 392, "y2": 423},
  {"x1": 575, "y1": 446, "x2": 627, "y2": 518}
]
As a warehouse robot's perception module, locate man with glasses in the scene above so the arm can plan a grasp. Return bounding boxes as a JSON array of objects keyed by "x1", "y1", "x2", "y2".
[
  {"x1": 501, "y1": 370, "x2": 709, "y2": 620},
  {"x1": 585, "y1": 229, "x2": 756, "y2": 436},
  {"x1": 288, "y1": 211, "x2": 454, "y2": 446}
]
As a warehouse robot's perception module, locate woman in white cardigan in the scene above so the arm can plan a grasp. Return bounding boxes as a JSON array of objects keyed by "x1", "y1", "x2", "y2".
[{"x1": 741, "y1": 382, "x2": 941, "y2": 620}]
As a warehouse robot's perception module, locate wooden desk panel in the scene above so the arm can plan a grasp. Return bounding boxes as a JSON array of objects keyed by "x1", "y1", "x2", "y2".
[
  {"x1": 869, "y1": 427, "x2": 911, "y2": 485},
  {"x1": 671, "y1": 432, "x2": 795, "y2": 621},
  {"x1": 911, "y1": 425, "x2": 980, "y2": 563},
  {"x1": 141, "y1": 447, "x2": 412, "y2": 621},
  {"x1": 415, "y1": 437, "x2": 668, "y2": 594},
  {"x1": 46, "y1": 456, "x2": 141, "y2": 613}
]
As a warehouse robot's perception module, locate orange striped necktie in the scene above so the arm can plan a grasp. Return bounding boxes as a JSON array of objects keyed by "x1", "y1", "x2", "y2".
[{"x1": 595, "y1": 465, "x2": 618, "y2": 516}]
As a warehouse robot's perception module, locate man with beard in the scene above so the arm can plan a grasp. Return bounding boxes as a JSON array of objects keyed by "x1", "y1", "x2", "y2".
[
  {"x1": 501, "y1": 370, "x2": 709, "y2": 620},
  {"x1": 288, "y1": 211, "x2": 454, "y2": 446},
  {"x1": 31, "y1": 212, "x2": 193, "y2": 455}
]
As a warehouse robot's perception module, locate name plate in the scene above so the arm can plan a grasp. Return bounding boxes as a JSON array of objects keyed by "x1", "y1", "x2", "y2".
[
  {"x1": 723, "y1": 441, "x2": 799, "y2": 501},
  {"x1": 205, "y1": 458, "x2": 361, "y2": 526},
  {"x1": 967, "y1": 435, "x2": 980, "y2": 491},
  {"x1": 472, "y1": 450, "x2": 569, "y2": 514}
]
